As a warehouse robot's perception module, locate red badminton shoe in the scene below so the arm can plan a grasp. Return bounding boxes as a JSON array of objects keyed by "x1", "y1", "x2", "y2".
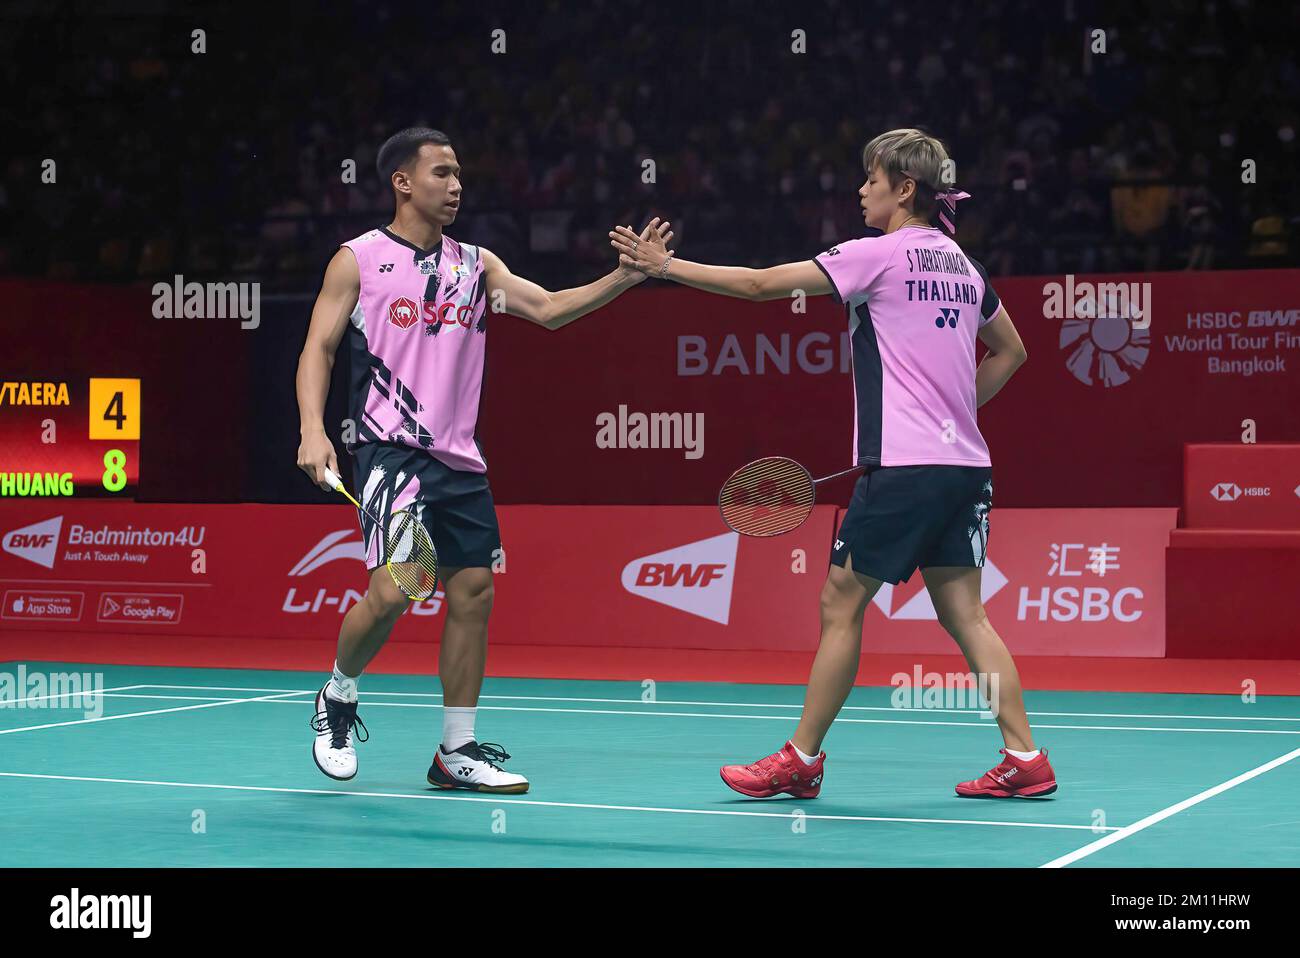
[
  {"x1": 720, "y1": 742, "x2": 825, "y2": 798},
  {"x1": 955, "y1": 748, "x2": 1057, "y2": 798}
]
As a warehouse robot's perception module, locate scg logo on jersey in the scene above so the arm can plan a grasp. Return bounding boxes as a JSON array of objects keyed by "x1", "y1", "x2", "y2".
[
  {"x1": 386, "y1": 297, "x2": 477, "y2": 331},
  {"x1": 621, "y1": 532, "x2": 738, "y2": 624},
  {"x1": 388, "y1": 297, "x2": 420, "y2": 329}
]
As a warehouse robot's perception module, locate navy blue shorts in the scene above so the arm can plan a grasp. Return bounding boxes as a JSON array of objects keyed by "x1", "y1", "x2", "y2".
[
  {"x1": 352, "y1": 441, "x2": 500, "y2": 570},
  {"x1": 830, "y1": 465, "x2": 992, "y2": 584}
]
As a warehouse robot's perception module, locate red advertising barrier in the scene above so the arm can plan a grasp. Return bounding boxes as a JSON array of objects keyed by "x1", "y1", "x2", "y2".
[
  {"x1": 1183, "y1": 443, "x2": 1300, "y2": 529},
  {"x1": 857, "y1": 507, "x2": 1177, "y2": 657},
  {"x1": 1, "y1": 501, "x2": 1174, "y2": 657}
]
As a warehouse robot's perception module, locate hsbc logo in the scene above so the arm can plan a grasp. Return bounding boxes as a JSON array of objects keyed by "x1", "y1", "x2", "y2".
[
  {"x1": 1211, "y1": 483, "x2": 1269, "y2": 502},
  {"x1": 621, "y1": 532, "x2": 738, "y2": 624},
  {"x1": 3, "y1": 516, "x2": 63, "y2": 568},
  {"x1": 1211, "y1": 482, "x2": 1241, "y2": 501}
]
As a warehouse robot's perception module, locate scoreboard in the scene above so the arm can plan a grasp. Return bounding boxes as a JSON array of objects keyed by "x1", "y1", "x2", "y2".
[{"x1": 0, "y1": 378, "x2": 141, "y2": 497}]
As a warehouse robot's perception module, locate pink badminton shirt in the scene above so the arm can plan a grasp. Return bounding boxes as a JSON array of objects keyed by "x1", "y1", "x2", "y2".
[{"x1": 813, "y1": 225, "x2": 1001, "y2": 468}]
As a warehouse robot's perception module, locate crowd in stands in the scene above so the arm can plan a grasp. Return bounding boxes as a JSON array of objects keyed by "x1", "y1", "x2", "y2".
[{"x1": 3, "y1": 0, "x2": 1296, "y2": 290}]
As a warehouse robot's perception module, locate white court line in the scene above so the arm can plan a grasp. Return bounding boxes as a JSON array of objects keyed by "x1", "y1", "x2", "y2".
[
  {"x1": 134, "y1": 684, "x2": 1300, "y2": 724},
  {"x1": 0, "y1": 690, "x2": 306, "y2": 735},
  {"x1": 123, "y1": 694, "x2": 1300, "y2": 735},
  {"x1": 1041, "y1": 746, "x2": 1300, "y2": 868},
  {"x1": 3, "y1": 684, "x2": 143, "y2": 707},
  {"x1": 0, "y1": 771, "x2": 1117, "y2": 832}
]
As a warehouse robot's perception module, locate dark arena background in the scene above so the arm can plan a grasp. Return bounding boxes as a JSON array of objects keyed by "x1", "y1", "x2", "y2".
[{"x1": 1, "y1": 0, "x2": 1298, "y2": 931}]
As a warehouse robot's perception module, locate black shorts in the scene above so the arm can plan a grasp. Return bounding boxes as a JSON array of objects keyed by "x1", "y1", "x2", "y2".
[
  {"x1": 352, "y1": 441, "x2": 501, "y2": 571},
  {"x1": 830, "y1": 465, "x2": 992, "y2": 584}
]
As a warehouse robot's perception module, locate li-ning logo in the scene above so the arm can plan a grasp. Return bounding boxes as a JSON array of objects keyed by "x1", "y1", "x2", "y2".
[
  {"x1": 289, "y1": 531, "x2": 365, "y2": 576},
  {"x1": 1047, "y1": 275, "x2": 1152, "y2": 387}
]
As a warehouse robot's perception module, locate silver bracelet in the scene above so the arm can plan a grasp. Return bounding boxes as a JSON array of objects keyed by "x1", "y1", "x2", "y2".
[{"x1": 658, "y1": 255, "x2": 674, "y2": 279}]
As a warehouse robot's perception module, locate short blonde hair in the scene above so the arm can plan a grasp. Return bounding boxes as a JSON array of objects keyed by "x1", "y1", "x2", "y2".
[{"x1": 861, "y1": 128, "x2": 953, "y2": 220}]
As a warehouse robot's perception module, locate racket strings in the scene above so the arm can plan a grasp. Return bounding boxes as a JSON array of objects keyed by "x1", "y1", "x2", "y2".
[
  {"x1": 719, "y1": 457, "x2": 815, "y2": 536},
  {"x1": 385, "y1": 511, "x2": 439, "y2": 599}
]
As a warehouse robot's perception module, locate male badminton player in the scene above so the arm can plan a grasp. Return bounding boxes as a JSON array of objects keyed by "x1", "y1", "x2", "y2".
[
  {"x1": 296, "y1": 127, "x2": 667, "y2": 792},
  {"x1": 611, "y1": 128, "x2": 1055, "y2": 799}
]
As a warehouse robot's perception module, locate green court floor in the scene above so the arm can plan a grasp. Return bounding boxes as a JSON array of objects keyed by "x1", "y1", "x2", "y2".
[{"x1": 2, "y1": 661, "x2": 1298, "y2": 867}]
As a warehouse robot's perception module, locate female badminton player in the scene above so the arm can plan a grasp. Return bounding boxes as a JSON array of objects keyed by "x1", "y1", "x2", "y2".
[{"x1": 611, "y1": 128, "x2": 1055, "y2": 799}]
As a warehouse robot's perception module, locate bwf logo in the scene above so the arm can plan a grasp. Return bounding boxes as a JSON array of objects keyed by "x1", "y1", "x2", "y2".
[
  {"x1": 2, "y1": 516, "x2": 63, "y2": 568},
  {"x1": 621, "y1": 532, "x2": 737, "y2": 624}
]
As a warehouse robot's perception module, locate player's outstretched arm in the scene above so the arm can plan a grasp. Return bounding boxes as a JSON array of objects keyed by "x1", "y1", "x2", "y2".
[
  {"x1": 482, "y1": 220, "x2": 669, "y2": 332},
  {"x1": 609, "y1": 224, "x2": 834, "y2": 302},
  {"x1": 295, "y1": 246, "x2": 358, "y2": 490}
]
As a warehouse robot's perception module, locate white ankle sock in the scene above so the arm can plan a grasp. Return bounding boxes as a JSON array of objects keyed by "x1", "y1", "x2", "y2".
[
  {"x1": 326, "y1": 662, "x2": 358, "y2": 703},
  {"x1": 442, "y1": 707, "x2": 476, "y2": 751},
  {"x1": 790, "y1": 742, "x2": 819, "y2": 766},
  {"x1": 1006, "y1": 747, "x2": 1040, "y2": 761}
]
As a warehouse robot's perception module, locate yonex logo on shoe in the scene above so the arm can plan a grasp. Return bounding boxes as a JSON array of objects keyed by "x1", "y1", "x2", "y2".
[
  {"x1": 995, "y1": 768, "x2": 1019, "y2": 783},
  {"x1": 810, "y1": 774, "x2": 822, "y2": 787}
]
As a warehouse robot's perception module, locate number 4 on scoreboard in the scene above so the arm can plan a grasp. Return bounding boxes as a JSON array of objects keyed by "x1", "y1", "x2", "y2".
[{"x1": 88, "y1": 378, "x2": 141, "y2": 440}]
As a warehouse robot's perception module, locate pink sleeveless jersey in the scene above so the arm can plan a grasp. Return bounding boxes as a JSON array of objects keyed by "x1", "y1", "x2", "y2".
[{"x1": 340, "y1": 227, "x2": 489, "y2": 472}]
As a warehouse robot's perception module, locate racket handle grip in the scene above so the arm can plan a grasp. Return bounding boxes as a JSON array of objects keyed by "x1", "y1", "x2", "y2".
[{"x1": 322, "y1": 467, "x2": 344, "y2": 492}]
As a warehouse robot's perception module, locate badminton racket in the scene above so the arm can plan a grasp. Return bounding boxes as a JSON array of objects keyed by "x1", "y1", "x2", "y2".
[
  {"x1": 718, "y1": 457, "x2": 863, "y2": 537},
  {"x1": 322, "y1": 467, "x2": 439, "y2": 599}
]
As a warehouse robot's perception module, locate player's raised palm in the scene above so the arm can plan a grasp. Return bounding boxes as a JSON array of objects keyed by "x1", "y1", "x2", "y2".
[{"x1": 610, "y1": 217, "x2": 673, "y2": 277}]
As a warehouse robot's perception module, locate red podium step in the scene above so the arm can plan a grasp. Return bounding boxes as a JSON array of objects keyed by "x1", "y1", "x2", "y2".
[{"x1": 1168, "y1": 444, "x2": 1300, "y2": 658}]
